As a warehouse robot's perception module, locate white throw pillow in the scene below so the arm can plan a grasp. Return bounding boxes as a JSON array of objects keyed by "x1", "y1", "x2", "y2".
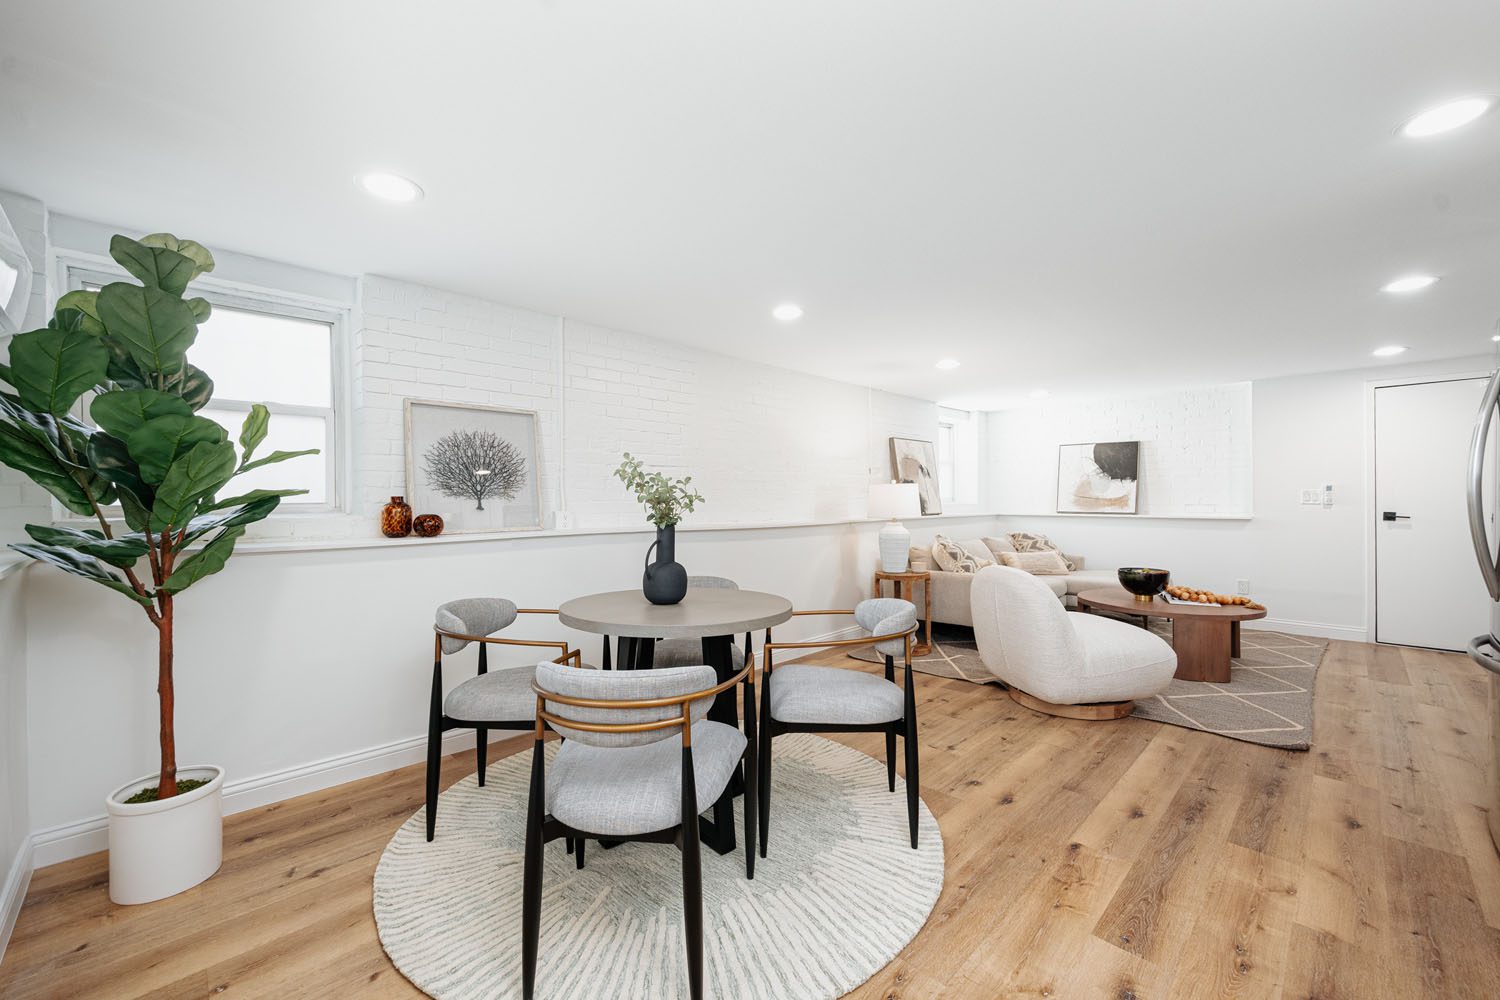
[
  {"x1": 999, "y1": 551, "x2": 1072, "y2": 575},
  {"x1": 981, "y1": 535, "x2": 1018, "y2": 558},
  {"x1": 955, "y1": 539, "x2": 997, "y2": 569}
]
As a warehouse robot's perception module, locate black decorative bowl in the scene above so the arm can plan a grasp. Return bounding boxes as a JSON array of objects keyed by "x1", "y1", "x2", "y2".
[{"x1": 1117, "y1": 567, "x2": 1170, "y2": 602}]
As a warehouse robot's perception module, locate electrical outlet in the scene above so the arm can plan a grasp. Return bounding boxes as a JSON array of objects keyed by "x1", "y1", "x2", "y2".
[{"x1": 1236, "y1": 579, "x2": 1250, "y2": 595}]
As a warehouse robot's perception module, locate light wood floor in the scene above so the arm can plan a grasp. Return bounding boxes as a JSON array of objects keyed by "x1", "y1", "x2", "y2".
[{"x1": 2, "y1": 639, "x2": 1498, "y2": 999}]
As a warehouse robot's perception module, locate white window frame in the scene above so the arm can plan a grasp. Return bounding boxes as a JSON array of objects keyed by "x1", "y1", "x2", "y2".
[
  {"x1": 55, "y1": 255, "x2": 350, "y2": 518},
  {"x1": 937, "y1": 420, "x2": 957, "y2": 502}
]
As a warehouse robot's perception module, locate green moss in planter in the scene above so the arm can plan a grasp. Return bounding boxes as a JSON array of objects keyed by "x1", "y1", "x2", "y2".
[{"x1": 122, "y1": 778, "x2": 210, "y2": 805}]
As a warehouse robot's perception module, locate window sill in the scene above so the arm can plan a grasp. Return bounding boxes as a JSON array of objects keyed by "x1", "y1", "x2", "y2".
[
  {"x1": 997, "y1": 511, "x2": 1254, "y2": 521},
  {"x1": 226, "y1": 509, "x2": 1009, "y2": 555}
]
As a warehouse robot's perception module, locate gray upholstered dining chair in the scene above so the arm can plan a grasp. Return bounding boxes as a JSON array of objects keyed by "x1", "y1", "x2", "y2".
[
  {"x1": 426, "y1": 598, "x2": 579, "y2": 842},
  {"x1": 520, "y1": 656, "x2": 758, "y2": 1000},
  {"x1": 647, "y1": 575, "x2": 748, "y2": 670},
  {"x1": 758, "y1": 597, "x2": 921, "y2": 849}
]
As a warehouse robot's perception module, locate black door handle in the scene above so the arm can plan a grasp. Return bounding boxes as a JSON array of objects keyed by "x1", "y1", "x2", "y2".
[{"x1": 1382, "y1": 511, "x2": 1411, "y2": 521}]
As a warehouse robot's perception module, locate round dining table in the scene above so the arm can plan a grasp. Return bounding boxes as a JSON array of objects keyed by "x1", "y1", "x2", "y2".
[{"x1": 556, "y1": 587, "x2": 793, "y2": 854}]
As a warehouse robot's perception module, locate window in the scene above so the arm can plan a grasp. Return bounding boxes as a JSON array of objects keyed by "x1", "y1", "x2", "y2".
[
  {"x1": 68, "y1": 266, "x2": 340, "y2": 509},
  {"x1": 937, "y1": 421, "x2": 957, "y2": 502},
  {"x1": 937, "y1": 407, "x2": 981, "y2": 506}
]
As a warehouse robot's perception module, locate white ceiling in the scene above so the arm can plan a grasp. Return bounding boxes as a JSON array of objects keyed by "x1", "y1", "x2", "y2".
[{"x1": 1, "y1": 1, "x2": 1497, "y2": 408}]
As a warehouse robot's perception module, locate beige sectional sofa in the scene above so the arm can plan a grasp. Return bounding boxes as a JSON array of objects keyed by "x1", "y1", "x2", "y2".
[{"x1": 911, "y1": 537, "x2": 1117, "y2": 628}]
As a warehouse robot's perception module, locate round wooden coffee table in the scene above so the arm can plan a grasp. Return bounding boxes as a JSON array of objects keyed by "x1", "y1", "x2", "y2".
[{"x1": 1075, "y1": 587, "x2": 1266, "y2": 683}]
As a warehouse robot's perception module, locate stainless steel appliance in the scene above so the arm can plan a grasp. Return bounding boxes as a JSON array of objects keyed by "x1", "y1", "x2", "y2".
[{"x1": 1464, "y1": 366, "x2": 1500, "y2": 854}]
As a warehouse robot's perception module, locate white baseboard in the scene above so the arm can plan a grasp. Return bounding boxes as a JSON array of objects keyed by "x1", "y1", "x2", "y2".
[
  {"x1": 30, "y1": 726, "x2": 516, "y2": 869},
  {"x1": 1, "y1": 834, "x2": 34, "y2": 963},
  {"x1": 1259, "y1": 617, "x2": 1368, "y2": 644}
]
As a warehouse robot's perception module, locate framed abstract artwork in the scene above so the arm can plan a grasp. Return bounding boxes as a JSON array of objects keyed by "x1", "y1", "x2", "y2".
[
  {"x1": 1056, "y1": 440, "x2": 1140, "y2": 514},
  {"x1": 889, "y1": 436, "x2": 942, "y2": 515},
  {"x1": 403, "y1": 399, "x2": 543, "y2": 533}
]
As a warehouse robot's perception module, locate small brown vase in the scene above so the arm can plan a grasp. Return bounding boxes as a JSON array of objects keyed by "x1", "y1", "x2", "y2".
[
  {"x1": 381, "y1": 496, "x2": 413, "y2": 538},
  {"x1": 413, "y1": 513, "x2": 444, "y2": 538}
]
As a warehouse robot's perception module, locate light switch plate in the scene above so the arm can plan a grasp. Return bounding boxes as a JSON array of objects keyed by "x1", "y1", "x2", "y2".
[{"x1": 1300, "y1": 489, "x2": 1322, "y2": 505}]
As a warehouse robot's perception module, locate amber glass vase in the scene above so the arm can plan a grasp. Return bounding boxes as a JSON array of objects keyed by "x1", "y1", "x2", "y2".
[
  {"x1": 381, "y1": 496, "x2": 413, "y2": 538},
  {"x1": 413, "y1": 513, "x2": 444, "y2": 538}
]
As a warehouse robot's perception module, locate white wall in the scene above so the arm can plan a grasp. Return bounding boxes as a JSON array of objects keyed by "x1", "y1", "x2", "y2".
[
  {"x1": 0, "y1": 190, "x2": 43, "y2": 955},
  {"x1": 989, "y1": 357, "x2": 1493, "y2": 639},
  {"x1": 0, "y1": 569, "x2": 31, "y2": 955},
  {"x1": 987, "y1": 383, "x2": 1253, "y2": 516}
]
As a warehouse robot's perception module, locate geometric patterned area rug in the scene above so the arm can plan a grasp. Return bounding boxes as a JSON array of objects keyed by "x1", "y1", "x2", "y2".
[
  {"x1": 1130, "y1": 625, "x2": 1328, "y2": 750},
  {"x1": 851, "y1": 623, "x2": 1327, "y2": 750},
  {"x1": 373, "y1": 734, "x2": 943, "y2": 999}
]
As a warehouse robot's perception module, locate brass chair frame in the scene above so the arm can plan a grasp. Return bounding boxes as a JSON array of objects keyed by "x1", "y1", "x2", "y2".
[
  {"x1": 425, "y1": 609, "x2": 571, "y2": 842},
  {"x1": 758, "y1": 609, "x2": 921, "y2": 851},
  {"x1": 520, "y1": 654, "x2": 758, "y2": 1000}
]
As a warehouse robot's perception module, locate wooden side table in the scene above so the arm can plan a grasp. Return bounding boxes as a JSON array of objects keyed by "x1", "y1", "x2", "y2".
[{"x1": 871, "y1": 569, "x2": 933, "y2": 656}]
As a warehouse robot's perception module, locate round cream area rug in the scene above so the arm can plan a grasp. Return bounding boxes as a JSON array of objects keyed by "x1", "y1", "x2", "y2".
[{"x1": 374, "y1": 733, "x2": 944, "y2": 999}]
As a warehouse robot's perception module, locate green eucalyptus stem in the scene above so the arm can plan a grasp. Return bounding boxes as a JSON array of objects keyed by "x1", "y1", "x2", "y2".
[{"x1": 613, "y1": 452, "x2": 705, "y2": 528}]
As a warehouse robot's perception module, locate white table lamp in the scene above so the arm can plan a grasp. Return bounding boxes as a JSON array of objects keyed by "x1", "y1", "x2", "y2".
[{"x1": 868, "y1": 482, "x2": 922, "y2": 573}]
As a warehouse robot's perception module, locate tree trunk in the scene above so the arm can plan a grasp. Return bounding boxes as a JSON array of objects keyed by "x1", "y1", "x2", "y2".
[{"x1": 157, "y1": 594, "x2": 178, "y2": 798}]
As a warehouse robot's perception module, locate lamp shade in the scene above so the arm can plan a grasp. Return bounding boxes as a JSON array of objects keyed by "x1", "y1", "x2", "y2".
[{"x1": 868, "y1": 482, "x2": 921, "y2": 520}]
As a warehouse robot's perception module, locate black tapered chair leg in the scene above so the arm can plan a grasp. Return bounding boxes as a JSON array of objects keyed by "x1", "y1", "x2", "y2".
[
  {"x1": 758, "y1": 729, "x2": 772, "y2": 857},
  {"x1": 744, "y1": 680, "x2": 758, "y2": 879},
  {"x1": 575, "y1": 837, "x2": 586, "y2": 870},
  {"x1": 681, "y1": 748, "x2": 704, "y2": 1000},
  {"x1": 904, "y1": 713, "x2": 920, "y2": 849},
  {"x1": 521, "y1": 744, "x2": 546, "y2": 1000},
  {"x1": 885, "y1": 729, "x2": 897, "y2": 792},
  {"x1": 476, "y1": 726, "x2": 488, "y2": 786},
  {"x1": 744, "y1": 745, "x2": 757, "y2": 879},
  {"x1": 424, "y1": 720, "x2": 442, "y2": 842}
]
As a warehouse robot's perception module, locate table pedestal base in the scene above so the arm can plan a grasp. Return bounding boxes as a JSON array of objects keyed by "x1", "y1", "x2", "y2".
[{"x1": 1171, "y1": 618, "x2": 1234, "y2": 683}]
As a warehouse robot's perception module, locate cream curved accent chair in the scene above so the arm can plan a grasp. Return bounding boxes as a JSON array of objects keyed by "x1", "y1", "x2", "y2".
[{"x1": 970, "y1": 566, "x2": 1176, "y2": 719}]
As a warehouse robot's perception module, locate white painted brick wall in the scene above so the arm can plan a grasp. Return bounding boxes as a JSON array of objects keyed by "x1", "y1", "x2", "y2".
[
  {"x1": 985, "y1": 383, "x2": 1252, "y2": 515},
  {"x1": 354, "y1": 276, "x2": 563, "y2": 523},
  {"x1": 353, "y1": 279, "x2": 940, "y2": 535}
]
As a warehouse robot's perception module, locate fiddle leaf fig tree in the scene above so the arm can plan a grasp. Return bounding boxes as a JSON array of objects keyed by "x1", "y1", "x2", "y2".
[{"x1": 0, "y1": 233, "x2": 318, "y2": 800}]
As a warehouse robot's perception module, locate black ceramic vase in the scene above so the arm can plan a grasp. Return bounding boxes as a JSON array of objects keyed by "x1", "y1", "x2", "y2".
[{"x1": 643, "y1": 524, "x2": 688, "y2": 605}]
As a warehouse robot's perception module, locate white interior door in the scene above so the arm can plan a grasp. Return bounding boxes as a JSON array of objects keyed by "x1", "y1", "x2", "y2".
[{"x1": 1375, "y1": 376, "x2": 1496, "y2": 650}]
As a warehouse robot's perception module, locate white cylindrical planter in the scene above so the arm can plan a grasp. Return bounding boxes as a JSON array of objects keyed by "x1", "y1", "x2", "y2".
[{"x1": 105, "y1": 764, "x2": 224, "y2": 905}]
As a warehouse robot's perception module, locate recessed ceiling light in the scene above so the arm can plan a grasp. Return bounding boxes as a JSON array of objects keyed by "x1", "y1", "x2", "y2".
[
  {"x1": 357, "y1": 171, "x2": 424, "y2": 203},
  {"x1": 772, "y1": 303, "x2": 803, "y2": 322},
  {"x1": 1372, "y1": 345, "x2": 1408, "y2": 358},
  {"x1": 1030, "y1": 388, "x2": 1050, "y2": 399},
  {"x1": 935, "y1": 358, "x2": 961, "y2": 370},
  {"x1": 1381, "y1": 274, "x2": 1438, "y2": 294},
  {"x1": 1400, "y1": 97, "x2": 1494, "y2": 138},
  {"x1": 1491, "y1": 334, "x2": 1500, "y2": 343}
]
